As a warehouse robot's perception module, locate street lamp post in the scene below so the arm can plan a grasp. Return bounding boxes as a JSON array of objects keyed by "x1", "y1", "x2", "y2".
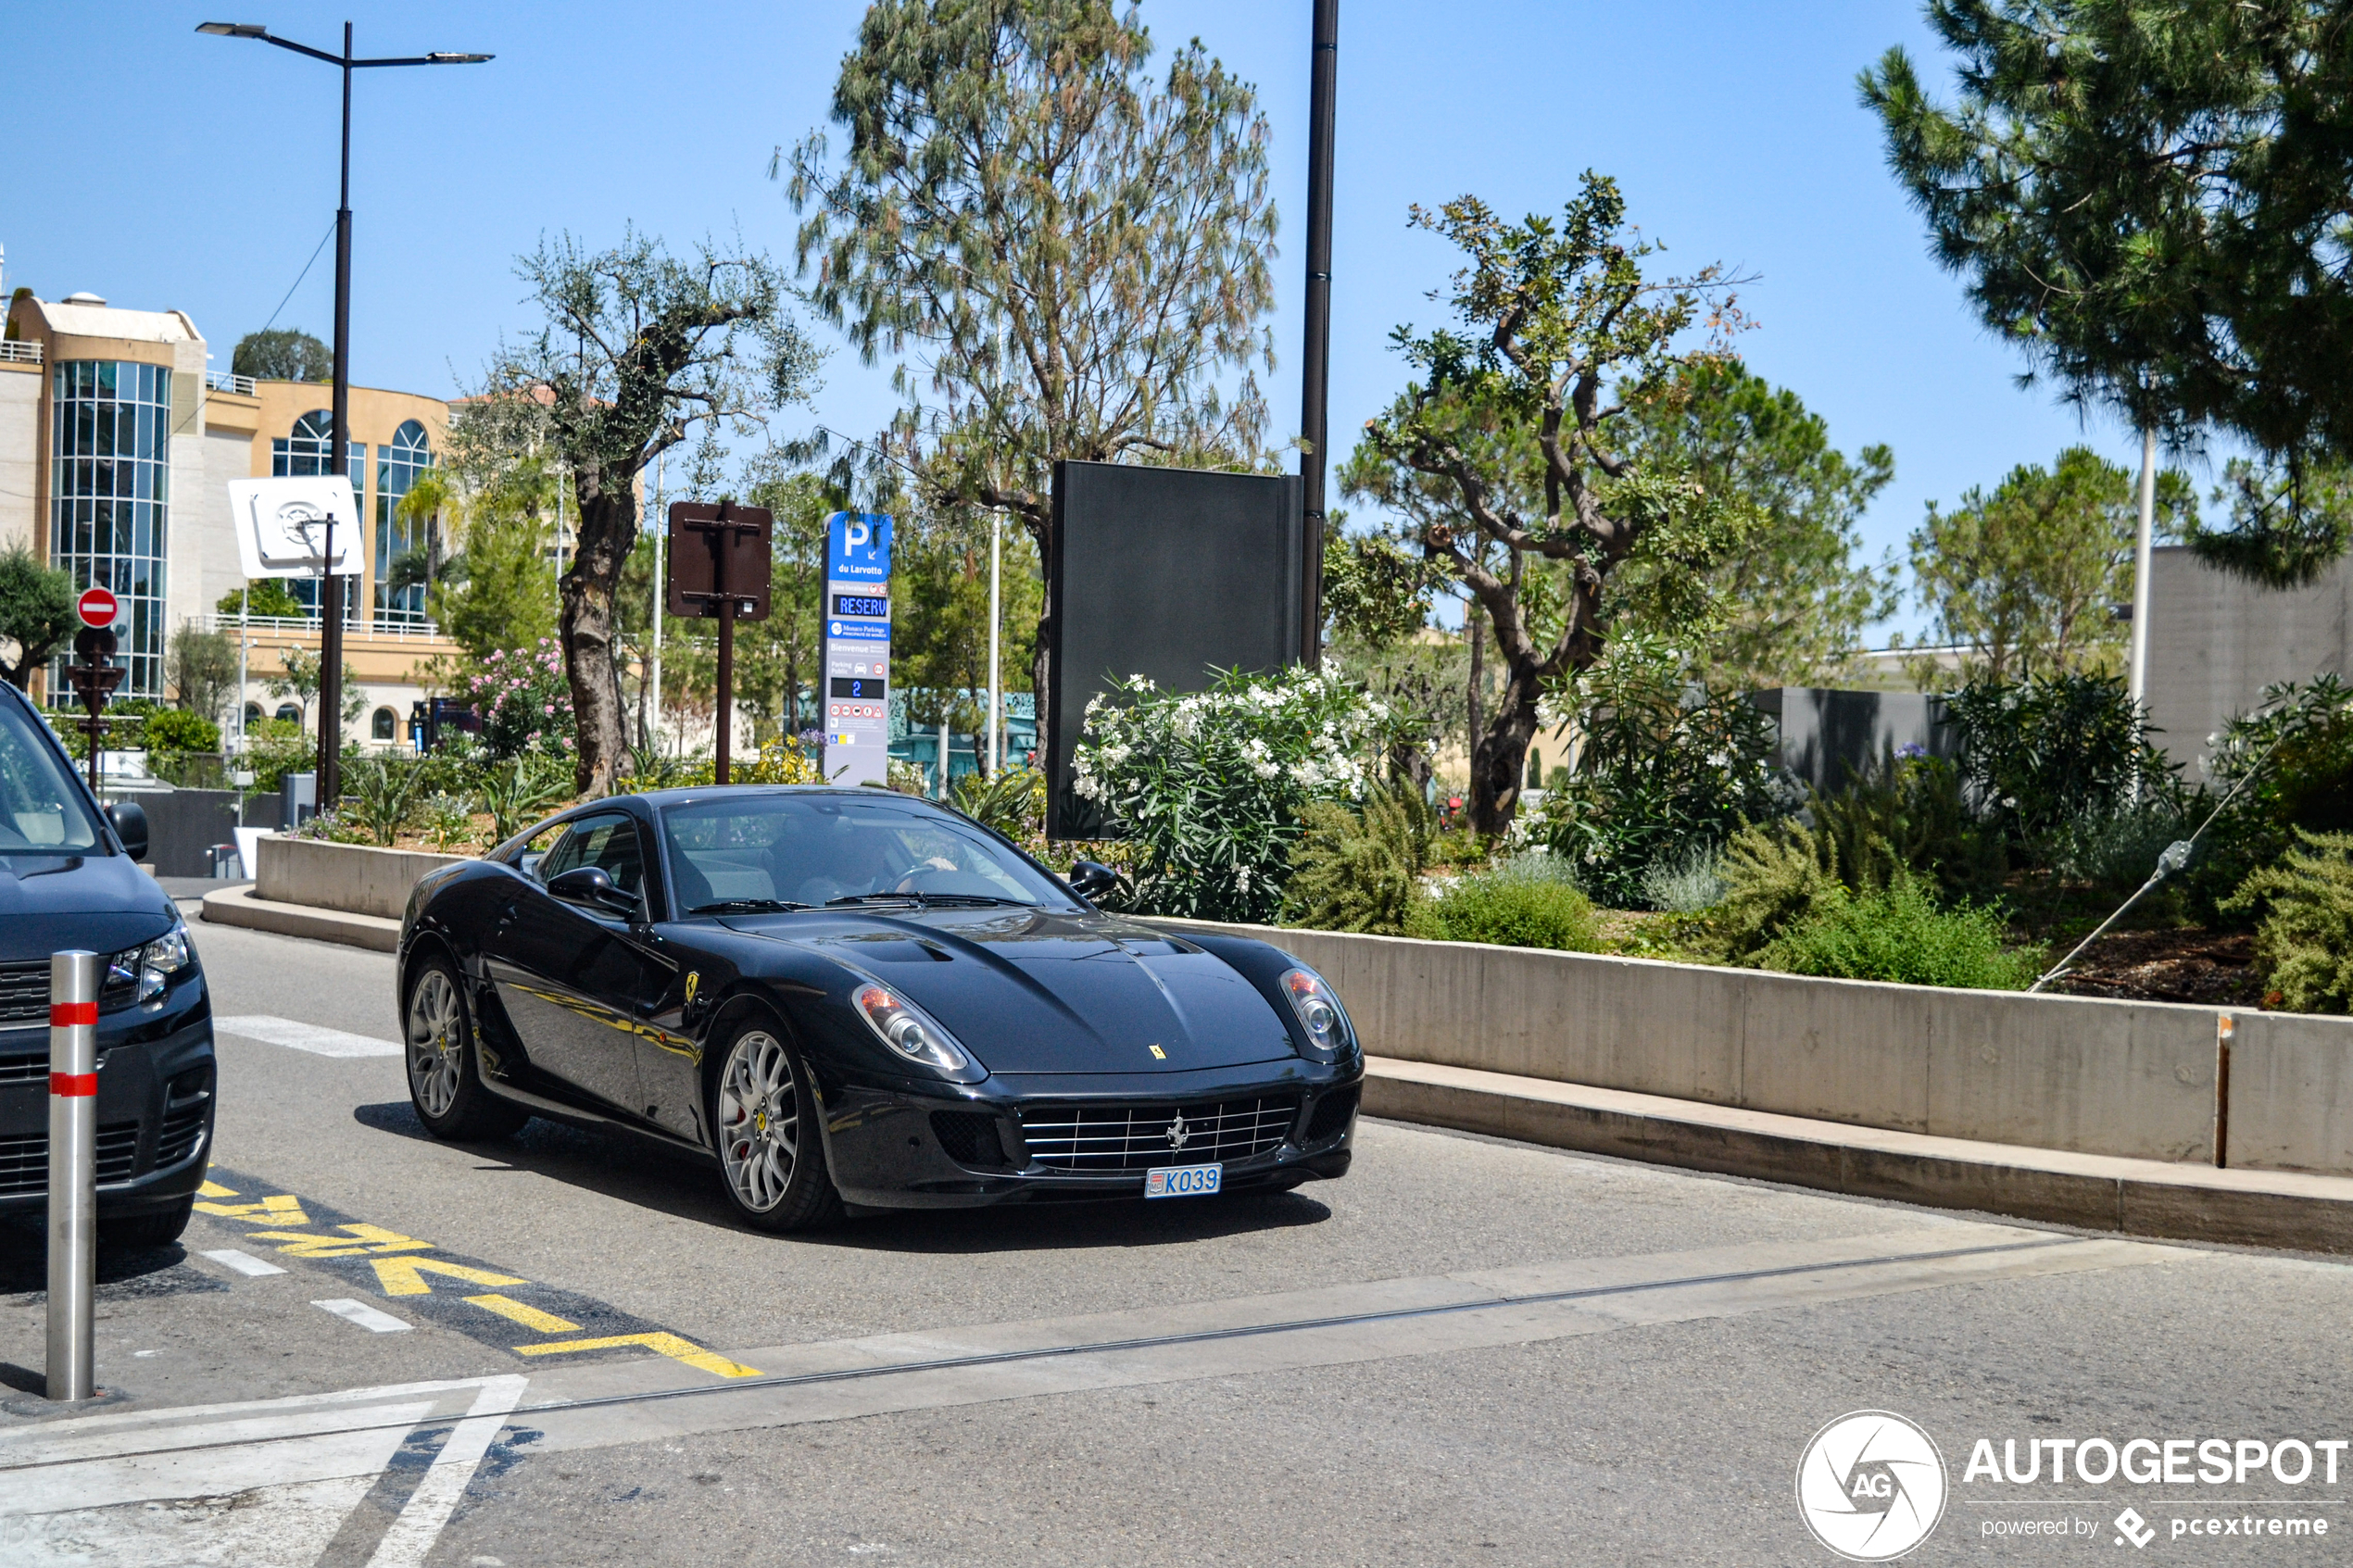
[{"x1": 197, "y1": 21, "x2": 489, "y2": 808}]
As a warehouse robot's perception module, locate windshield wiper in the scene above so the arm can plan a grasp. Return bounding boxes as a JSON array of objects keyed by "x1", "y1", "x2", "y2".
[
  {"x1": 690, "y1": 897, "x2": 811, "y2": 915},
  {"x1": 824, "y1": 892, "x2": 1036, "y2": 909}
]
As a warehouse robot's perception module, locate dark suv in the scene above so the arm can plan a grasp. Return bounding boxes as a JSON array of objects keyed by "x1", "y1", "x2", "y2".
[{"x1": 0, "y1": 681, "x2": 213, "y2": 1248}]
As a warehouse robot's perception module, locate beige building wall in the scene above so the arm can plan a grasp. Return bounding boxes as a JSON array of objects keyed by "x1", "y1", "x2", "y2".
[
  {"x1": 2, "y1": 294, "x2": 463, "y2": 746},
  {"x1": 0, "y1": 360, "x2": 39, "y2": 556}
]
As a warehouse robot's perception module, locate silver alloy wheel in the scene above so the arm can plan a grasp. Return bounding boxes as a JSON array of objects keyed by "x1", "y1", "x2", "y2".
[
  {"x1": 719, "y1": 1030, "x2": 799, "y2": 1213},
  {"x1": 407, "y1": 968, "x2": 464, "y2": 1121}
]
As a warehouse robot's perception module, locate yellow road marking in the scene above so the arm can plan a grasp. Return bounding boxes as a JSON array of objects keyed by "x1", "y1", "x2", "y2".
[
  {"x1": 371, "y1": 1256, "x2": 530, "y2": 1296},
  {"x1": 249, "y1": 1223, "x2": 434, "y2": 1259},
  {"x1": 514, "y1": 1332, "x2": 761, "y2": 1379},
  {"x1": 464, "y1": 1294, "x2": 580, "y2": 1333},
  {"x1": 197, "y1": 1179, "x2": 238, "y2": 1198},
  {"x1": 196, "y1": 1194, "x2": 309, "y2": 1224}
]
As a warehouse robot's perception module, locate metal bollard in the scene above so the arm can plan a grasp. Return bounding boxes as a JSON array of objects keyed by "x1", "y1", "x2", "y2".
[{"x1": 47, "y1": 950, "x2": 99, "y2": 1402}]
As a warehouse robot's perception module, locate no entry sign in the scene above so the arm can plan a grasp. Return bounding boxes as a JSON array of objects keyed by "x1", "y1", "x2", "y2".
[{"x1": 75, "y1": 588, "x2": 119, "y2": 629}]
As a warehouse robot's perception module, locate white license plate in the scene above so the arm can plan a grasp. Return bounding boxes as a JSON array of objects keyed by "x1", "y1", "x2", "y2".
[{"x1": 1144, "y1": 1162, "x2": 1222, "y2": 1198}]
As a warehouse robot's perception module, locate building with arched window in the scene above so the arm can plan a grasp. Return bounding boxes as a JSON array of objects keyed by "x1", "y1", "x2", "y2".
[{"x1": 0, "y1": 292, "x2": 462, "y2": 747}]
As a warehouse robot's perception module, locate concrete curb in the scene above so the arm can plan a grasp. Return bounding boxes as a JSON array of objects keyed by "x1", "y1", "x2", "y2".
[
  {"x1": 200, "y1": 885, "x2": 401, "y2": 953},
  {"x1": 1365, "y1": 1056, "x2": 2353, "y2": 1253}
]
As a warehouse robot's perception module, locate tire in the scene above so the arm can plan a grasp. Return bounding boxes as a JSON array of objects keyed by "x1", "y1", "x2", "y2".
[
  {"x1": 707, "y1": 1015, "x2": 841, "y2": 1233},
  {"x1": 404, "y1": 956, "x2": 528, "y2": 1142},
  {"x1": 101, "y1": 1195, "x2": 194, "y2": 1249}
]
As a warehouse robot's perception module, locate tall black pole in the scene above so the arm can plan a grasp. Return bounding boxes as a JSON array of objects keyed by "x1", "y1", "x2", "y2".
[
  {"x1": 321, "y1": 19, "x2": 353, "y2": 808},
  {"x1": 1298, "y1": 0, "x2": 1339, "y2": 671}
]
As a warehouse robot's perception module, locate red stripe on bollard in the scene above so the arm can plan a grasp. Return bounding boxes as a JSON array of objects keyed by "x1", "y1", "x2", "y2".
[
  {"x1": 48, "y1": 1073, "x2": 95, "y2": 1098},
  {"x1": 49, "y1": 1001, "x2": 95, "y2": 1027}
]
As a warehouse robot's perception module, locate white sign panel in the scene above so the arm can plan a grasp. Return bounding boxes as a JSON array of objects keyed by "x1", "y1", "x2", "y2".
[{"x1": 227, "y1": 476, "x2": 363, "y2": 578}]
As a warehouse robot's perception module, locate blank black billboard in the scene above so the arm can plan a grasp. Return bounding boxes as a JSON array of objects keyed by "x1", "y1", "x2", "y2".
[{"x1": 1046, "y1": 460, "x2": 1306, "y2": 839}]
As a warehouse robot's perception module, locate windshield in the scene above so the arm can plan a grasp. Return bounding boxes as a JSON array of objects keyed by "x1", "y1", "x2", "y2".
[
  {"x1": 660, "y1": 793, "x2": 1074, "y2": 914},
  {"x1": 0, "y1": 700, "x2": 100, "y2": 853}
]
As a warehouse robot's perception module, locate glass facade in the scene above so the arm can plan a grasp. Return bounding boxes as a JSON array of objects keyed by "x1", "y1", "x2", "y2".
[
  {"x1": 50, "y1": 361, "x2": 171, "y2": 698},
  {"x1": 271, "y1": 409, "x2": 365, "y2": 620},
  {"x1": 374, "y1": 420, "x2": 434, "y2": 624}
]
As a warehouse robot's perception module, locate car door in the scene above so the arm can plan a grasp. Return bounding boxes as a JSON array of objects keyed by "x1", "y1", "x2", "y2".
[{"x1": 485, "y1": 812, "x2": 670, "y2": 1119}]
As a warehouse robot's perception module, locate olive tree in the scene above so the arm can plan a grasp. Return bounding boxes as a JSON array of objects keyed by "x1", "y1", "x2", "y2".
[
  {"x1": 1351, "y1": 176, "x2": 1753, "y2": 835},
  {"x1": 488, "y1": 230, "x2": 820, "y2": 795}
]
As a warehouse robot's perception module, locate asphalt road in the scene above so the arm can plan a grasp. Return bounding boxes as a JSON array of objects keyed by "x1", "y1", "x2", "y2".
[{"x1": 2, "y1": 914, "x2": 2349, "y2": 1567}]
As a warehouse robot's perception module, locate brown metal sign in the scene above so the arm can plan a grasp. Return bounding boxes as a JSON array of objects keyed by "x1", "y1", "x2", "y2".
[{"x1": 664, "y1": 501, "x2": 774, "y2": 622}]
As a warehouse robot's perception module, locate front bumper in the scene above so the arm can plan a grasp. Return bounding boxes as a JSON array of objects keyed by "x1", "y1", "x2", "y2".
[
  {"x1": 0, "y1": 975, "x2": 215, "y2": 1219},
  {"x1": 818, "y1": 1058, "x2": 1363, "y2": 1210}
]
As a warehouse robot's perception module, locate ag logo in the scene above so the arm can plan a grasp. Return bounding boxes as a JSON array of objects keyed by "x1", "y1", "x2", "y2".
[{"x1": 1795, "y1": 1411, "x2": 1947, "y2": 1561}]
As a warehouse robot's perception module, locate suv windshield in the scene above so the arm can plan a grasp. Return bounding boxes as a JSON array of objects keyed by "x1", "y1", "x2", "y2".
[
  {"x1": 660, "y1": 794, "x2": 1073, "y2": 913},
  {"x1": 0, "y1": 699, "x2": 99, "y2": 854}
]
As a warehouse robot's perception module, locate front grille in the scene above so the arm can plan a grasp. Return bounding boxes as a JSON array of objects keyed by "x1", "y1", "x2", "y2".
[
  {"x1": 1020, "y1": 1095, "x2": 1301, "y2": 1173},
  {"x1": 155, "y1": 1105, "x2": 208, "y2": 1169},
  {"x1": 929, "y1": 1110, "x2": 1009, "y2": 1170},
  {"x1": 0, "y1": 962, "x2": 46, "y2": 1024},
  {"x1": 0, "y1": 1049, "x2": 112, "y2": 1085},
  {"x1": 0, "y1": 957, "x2": 138, "y2": 1024},
  {"x1": 1302, "y1": 1085, "x2": 1359, "y2": 1144},
  {"x1": 0, "y1": 1122, "x2": 145, "y2": 1196},
  {"x1": 97, "y1": 1121, "x2": 138, "y2": 1181}
]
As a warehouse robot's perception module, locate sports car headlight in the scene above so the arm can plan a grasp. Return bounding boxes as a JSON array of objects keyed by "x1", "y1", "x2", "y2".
[
  {"x1": 109, "y1": 918, "x2": 195, "y2": 1005},
  {"x1": 1280, "y1": 967, "x2": 1353, "y2": 1060},
  {"x1": 852, "y1": 982, "x2": 985, "y2": 1083}
]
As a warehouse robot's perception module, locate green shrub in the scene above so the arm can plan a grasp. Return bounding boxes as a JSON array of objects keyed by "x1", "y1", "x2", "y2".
[
  {"x1": 343, "y1": 757, "x2": 424, "y2": 847},
  {"x1": 1941, "y1": 671, "x2": 2163, "y2": 852},
  {"x1": 1705, "y1": 820, "x2": 1841, "y2": 959},
  {"x1": 142, "y1": 708, "x2": 220, "y2": 758},
  {"x1": 1811, "y1": 753, "x2": 2005, "y2": 900},
  {"x1": 1282, "y1": 785, "x2": 1431, "y2": 935},
  {"x1": 2221, "y1": 829, "x2": 2353, "y2": 1013},
  {"x1": 1410, "y1": 859, "x2": 1598, "y2": 951},
  {"x1": 478, "y1": 757, "x2": 573, "y2": 844},
  {"x1": 952, "y1": 764, "x2": 1047, "y2": 842},
  {"x1": 1757, "y1": 875, "x2": 2042, "y2": 990},
  {"x1": 421, "y1": 793, "x2": 477, "y2": 853},
  {"x1": 1638, "y1": 841, "x2": 1727, "y2": 913},
  {"x1": 2191, "y1": 675, "x2": 2353, "y2": 923},
  {"x1": 1529, "y1": 632, "x2": 1787, "y2": 906}
]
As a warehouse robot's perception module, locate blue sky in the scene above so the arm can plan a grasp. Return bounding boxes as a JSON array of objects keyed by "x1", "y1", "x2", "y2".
[{"x1": 1, "y1": 1, "x2": 2149, "y2": 641}]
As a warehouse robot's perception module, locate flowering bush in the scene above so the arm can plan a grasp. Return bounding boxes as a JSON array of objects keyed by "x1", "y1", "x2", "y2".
[
  {"x1": 1525, "y1": 633, "x2": 1788, "y2": 907},
  {"x1": 462, "y1": 639, "x2": 575, "y2": 762},
  {"x1": 1075, "y1": 667, "x2": 1390, "y2": 922}
]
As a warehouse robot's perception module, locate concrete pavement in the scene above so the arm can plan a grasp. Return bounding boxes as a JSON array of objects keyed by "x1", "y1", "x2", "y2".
[{"x1": 1, "y1": 919, "x2": 2348, "y2": 1565}]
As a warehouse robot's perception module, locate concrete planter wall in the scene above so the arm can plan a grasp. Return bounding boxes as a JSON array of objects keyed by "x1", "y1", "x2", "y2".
[
  {"x1": 1155, "y1": 920, "x2": 2353, "y2": 1177},
  {"x1": 255, "y1": 834, "x2": 471, "y2": 922}
]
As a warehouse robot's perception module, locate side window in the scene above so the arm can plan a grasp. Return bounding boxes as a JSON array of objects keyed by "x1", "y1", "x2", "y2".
[
  {"x1": 543, "y1": 814, "x2": 646, "y2": 897},
  {"x1": 515, "y1": 819, "x2": 570, "y2": 883}
]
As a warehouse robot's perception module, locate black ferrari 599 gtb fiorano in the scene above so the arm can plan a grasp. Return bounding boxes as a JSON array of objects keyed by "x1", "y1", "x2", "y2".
[{"x1": 396, "y1": 786, "x2": 1361, "y2": 1230}]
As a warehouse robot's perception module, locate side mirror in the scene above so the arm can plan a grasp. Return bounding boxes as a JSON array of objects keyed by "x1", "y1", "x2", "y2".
[
  {"x1": 1067, "y1": 859, "x2": 1119, "y2": 902},
  {"x1": 547, "y1": 865, "x2": 639, "y2": 917},
  {"x1": 107, "y1": 801, "x2": 149, "y2": 862}
]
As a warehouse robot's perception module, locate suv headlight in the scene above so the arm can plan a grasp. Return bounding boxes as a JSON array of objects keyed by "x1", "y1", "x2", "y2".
[
  {"x1": 109, "y1": 918, "x2": 195, "y2": 1005},
  {"x1": 1280, "y1": 967, "x2": 1354, "y2": 1060},
  {"x1": 851, "y1": 981, "x2": 985, "y2": 1083}
]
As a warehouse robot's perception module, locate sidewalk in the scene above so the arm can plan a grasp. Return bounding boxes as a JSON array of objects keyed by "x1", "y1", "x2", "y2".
[
  {"x1": 200, "y1": 884, "x2": 400, "y2": 952},
  {"x1": 1365, "y1": 1056, "x2": 2353, "y2": 1253}
]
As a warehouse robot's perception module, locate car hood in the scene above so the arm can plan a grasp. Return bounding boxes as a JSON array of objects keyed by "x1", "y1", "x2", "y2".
[
  {"x1": 727, "y1": 905, "x2": 1298, "y2": 1075},
  {"x1": 0, "y1": 853, "x2": 173, "y2": 962}
]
